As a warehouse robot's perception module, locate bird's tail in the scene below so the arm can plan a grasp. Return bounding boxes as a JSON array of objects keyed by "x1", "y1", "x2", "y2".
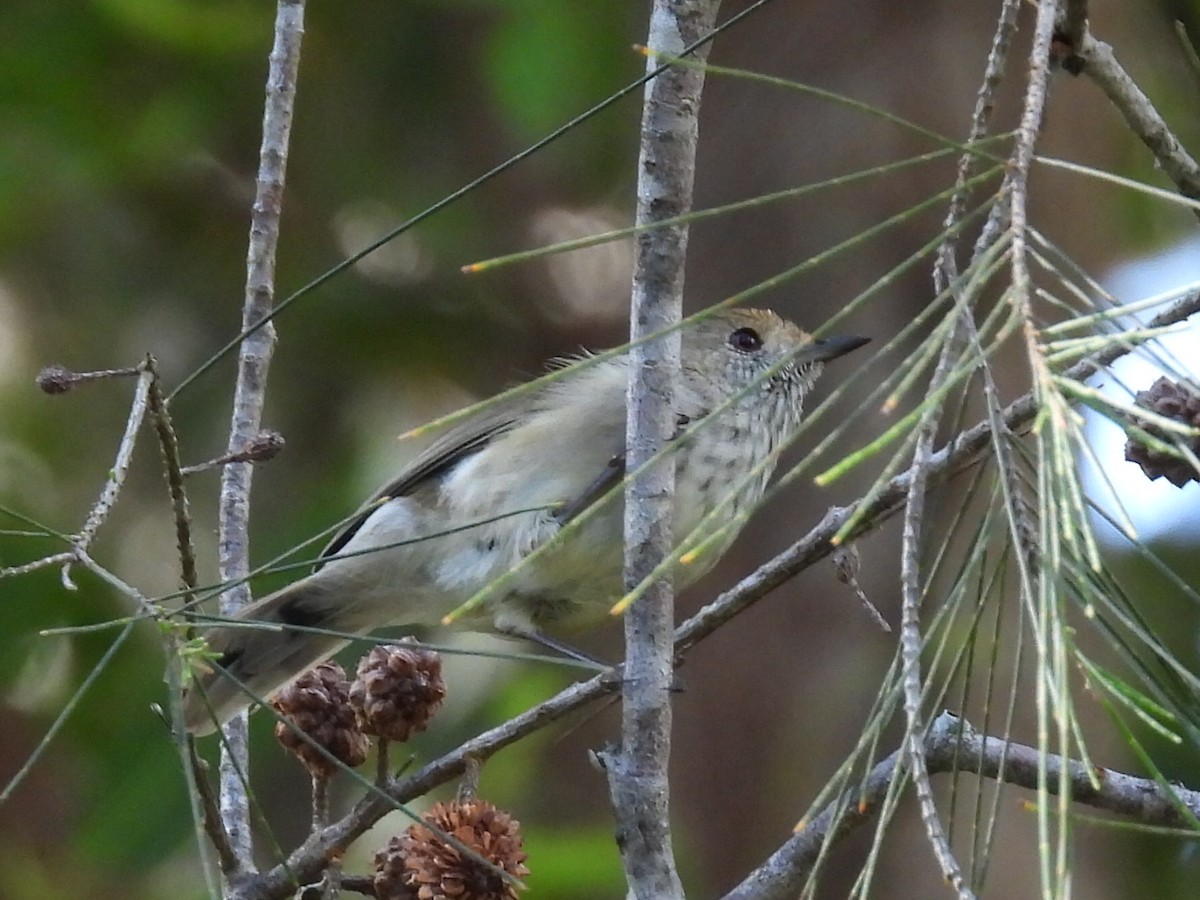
[{"x1": 182, "y1": 577, "x2": 357, "y2": 736}]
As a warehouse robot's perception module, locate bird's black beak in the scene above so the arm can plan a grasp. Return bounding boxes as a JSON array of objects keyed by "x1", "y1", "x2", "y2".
[{"x1": 797, "y1": 335, "x2": 871, "y2": 364}]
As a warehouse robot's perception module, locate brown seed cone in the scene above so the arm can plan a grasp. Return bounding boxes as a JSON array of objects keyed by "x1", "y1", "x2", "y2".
[
  {"x1": 272, "y1": 661, "x2": 369, "y2": 777},
  {"x1": 373, "y1": 799, "x2": 530, "y2": 900},
  {"x1": 1124, "y1": 377, "x2": 1200, "y2": 487},
  {"x1": 373, "y1": 834, "x2": 417, "y2": 900},
  {"x1": 350, "y1": 641, "x2": 446, "y2": 742}
]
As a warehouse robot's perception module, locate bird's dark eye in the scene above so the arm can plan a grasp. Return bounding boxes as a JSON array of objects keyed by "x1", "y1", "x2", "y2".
[{"x1": 728, "y1": 327, "x2": 763, "y2": 353}]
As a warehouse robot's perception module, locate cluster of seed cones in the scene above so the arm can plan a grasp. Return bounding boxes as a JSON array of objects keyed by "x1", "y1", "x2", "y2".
[
  {"x1": 272, "y1": 640, "x2": 447, "y2": 776},
  {"x1": 1124, "y1": 377, "x2": 1200, "y2": 487},
  {"x1": 271, "y1": 640, "x2": 528, "y2": 899}
]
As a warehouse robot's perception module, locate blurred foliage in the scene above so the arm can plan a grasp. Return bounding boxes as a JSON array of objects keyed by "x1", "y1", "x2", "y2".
[
  {"x1": 0, "y1": 2, "x2": 644, "y2": 896},
  {"x1": 3, "y1": 0, "x2": 1200, "y2": 898}
]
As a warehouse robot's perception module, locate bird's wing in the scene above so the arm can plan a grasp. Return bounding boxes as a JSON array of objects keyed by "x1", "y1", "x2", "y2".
[{"x1": 319, "y1": 388, "x2": 542, "y2": 562}]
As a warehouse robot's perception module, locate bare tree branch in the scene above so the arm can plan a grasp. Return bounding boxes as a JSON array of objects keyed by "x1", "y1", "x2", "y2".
[
  {"x1": 606, "y1": 2, "x2": 721, "y2": 897},
  {"x1": 1074, "y1": 36, "x2": 1200, "y2": 205},
  {"x1": 217, "y1": 0, "x2": 307, "y2": 877},
  {"x1": 1060, "y1": 11, "x2": 1200, "y2": 213},
  {"x1": 723, "y1": 710, "x2": 1200, "y2": 900},
  {"x1": 935, "y1": 0, "x2": 1020, "y2": 267}
]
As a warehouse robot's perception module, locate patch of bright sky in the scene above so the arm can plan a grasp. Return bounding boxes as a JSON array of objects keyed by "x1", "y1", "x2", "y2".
[{"x1": 1082, "y1": 235, "x2": 1200, "y2": 545}]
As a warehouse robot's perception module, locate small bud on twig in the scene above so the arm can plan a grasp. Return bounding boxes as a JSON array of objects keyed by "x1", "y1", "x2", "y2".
[
  {"x1": 832, "y1": 544, "x2": 891, "y2": 633},
  {"x1": 36, "y1": 365, "x2": 75, "y2": 394},
  {"x1": 239, "y1": 428, "x2": 286, "y2": 462},
  {"x1": 36, "y1": 364, "x2": 141, "y2": 395},
  {"x1": 180, "y1": 429, "x2": 286, "y2": 475}
]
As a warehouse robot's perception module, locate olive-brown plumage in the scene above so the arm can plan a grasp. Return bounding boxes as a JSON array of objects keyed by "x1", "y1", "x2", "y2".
[{"x1": 184, "y1": 309, "x2": 867, "y2": 734}]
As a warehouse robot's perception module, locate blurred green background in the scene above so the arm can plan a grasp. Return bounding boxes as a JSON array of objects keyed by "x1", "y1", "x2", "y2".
[{"x1": 3, "y1": 1, "x2": 1200, "y2": 897}]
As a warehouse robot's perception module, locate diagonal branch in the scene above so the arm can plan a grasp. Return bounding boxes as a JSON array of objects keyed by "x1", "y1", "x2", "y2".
[
  {"x1": 721, "y1": 710, "x2": 1200, "y2": 900},
  {"x1": 1057, "y1": 7, "x2": 1200, "y2": 215}
]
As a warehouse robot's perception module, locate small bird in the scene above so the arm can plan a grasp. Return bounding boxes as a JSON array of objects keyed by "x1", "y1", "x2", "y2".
[{"x1": 184, "y1": 309, "x2": 867, "y2": 734}]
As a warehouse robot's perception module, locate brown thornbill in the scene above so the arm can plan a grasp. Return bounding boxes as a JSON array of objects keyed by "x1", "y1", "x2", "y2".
[{"x1": 184, "y1": 308, "x2": 868, "y2": 734}]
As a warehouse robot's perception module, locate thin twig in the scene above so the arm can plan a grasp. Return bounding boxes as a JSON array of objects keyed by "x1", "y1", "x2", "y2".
[
  {"x1": 1009, "y1": 2, "x2": 1073, "y2": 893},
  {"x1": 0, "y1": 552, "x2": 73, "y2": 579},
  {"x1": 1056, "y1": 0, "x2": 1090, "y2": 51},
  {"x1": 145, "y1": 357, "x2": 200, "y2": 607},
  {"x1": 145, "y1": 358, "x2": 243, "y2": 879},
  {"x1": 35, "y1": 364, "x2": 141, "y2": 394},
  {"x1": 217, "y1": 0, "x2": 307, "y2": 877},
  {"x1": 192, "y1": 741, "x2": 244, "y2": 878},
  {"x1": 310, "y1": 773, "x2": 342, "y2": 900},
  {"x1": 1067, "y1": 17, "x2": 1200, "y2": 213},
  {"x1": 375, "y1": 740, "x2": 390, "y2": 787},
  {"x1": 65, "y1": 365, "x2": 155, "y2": 590},
  {"x1": 72, "y1": 548, "x2": 161, "y2": 621},
  {"x1": 899, "y1": 370, "x2": 972, "y2": 897},
  {"x1": 180, "y1": 430, "x2": 285, "y2": 476},
  {"x1": 935, "y1": 0, "x2": 1020, "y2": 287},
  {"x1": 899, "y1": 1, "x2": 1020, "y2": 893},
  {"x1": 312, "y1": 773, "x2": 330, "y2": 836}
]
